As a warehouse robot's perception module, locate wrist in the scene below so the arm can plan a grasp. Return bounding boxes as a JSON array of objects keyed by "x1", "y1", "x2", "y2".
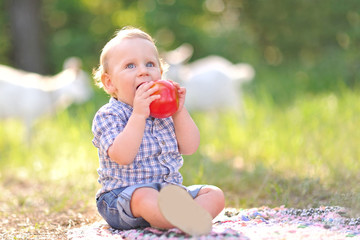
[
  {"x1": 172, "y1": 106, "x2": 187, "y2": 120},
  {"x1": 131, "y1": 111, "x2": 148, "y2": 122}
]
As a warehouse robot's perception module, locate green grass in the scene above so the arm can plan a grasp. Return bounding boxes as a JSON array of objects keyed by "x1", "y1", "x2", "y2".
[
  {"x1": 0, "y1": 85, "x2": 359, "y2": 220},
  {"x1": 184, "y1": 88, "x2": 360, "y2": 213}
]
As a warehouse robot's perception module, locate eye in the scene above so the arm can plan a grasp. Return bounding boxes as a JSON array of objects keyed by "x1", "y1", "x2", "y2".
[
  {"x1": 126, "y1": 63, "x2": 135, "y2": 69},
  {"x1": 146, "y1": 62, "x2": 155, "y2": 67}
]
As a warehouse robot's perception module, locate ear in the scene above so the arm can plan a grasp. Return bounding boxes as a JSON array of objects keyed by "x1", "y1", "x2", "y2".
[{"x1": 101, "y1": 73, "x2": 116, "y2": 94}]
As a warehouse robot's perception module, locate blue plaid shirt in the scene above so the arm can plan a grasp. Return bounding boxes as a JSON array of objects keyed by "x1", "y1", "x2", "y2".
[{"x1": 92, "y1": 97, "x2": 183, "y2": 198}]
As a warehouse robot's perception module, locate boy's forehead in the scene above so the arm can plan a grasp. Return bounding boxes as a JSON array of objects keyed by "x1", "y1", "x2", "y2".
[
  {"x1": 106, "y1": 38, "x2": 157, "y2": 57},
  {"x1": 103, "y1": 37, "x2": 162, "y2": 70}
]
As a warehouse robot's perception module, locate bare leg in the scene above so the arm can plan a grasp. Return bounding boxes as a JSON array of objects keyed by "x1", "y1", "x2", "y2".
[
  {"x1": 130, "y1": 185, "x2": 225, "y2": 231},
  {"x1": 130, "y1": 187, "x2": 174, "y2": 229},
  {"x1": 194, "y1": 185, "x2": 225, "y2": 218}
]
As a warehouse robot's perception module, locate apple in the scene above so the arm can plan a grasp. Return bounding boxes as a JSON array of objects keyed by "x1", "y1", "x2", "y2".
[{"x1": 149, "y1": 80, "x2": 179, "y2": 118}]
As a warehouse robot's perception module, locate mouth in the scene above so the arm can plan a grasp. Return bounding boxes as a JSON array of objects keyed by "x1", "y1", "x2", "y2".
[{"x1": 136, "y1": 82, "x2": 145, "y2": 90}]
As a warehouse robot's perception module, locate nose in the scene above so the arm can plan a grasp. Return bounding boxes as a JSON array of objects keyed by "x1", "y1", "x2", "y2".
[{"x1": 137, "y1": 65, "x2": 149, "y2": 77}]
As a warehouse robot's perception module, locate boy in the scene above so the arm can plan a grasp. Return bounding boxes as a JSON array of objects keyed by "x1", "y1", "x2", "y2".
[{"x1": 92, "y1": 26, "x2": 225, "y2": 236}]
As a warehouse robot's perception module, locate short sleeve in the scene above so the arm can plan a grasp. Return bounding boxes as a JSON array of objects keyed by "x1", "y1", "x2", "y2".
[{"x1": 92, "y1": 108, "x2": 126, "y2": 157}]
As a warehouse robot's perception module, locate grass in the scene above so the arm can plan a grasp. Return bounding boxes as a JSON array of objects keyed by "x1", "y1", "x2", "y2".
[
  {"x1": 184, "y1": 87, "x2": 360, "y2": 212},
  {"x1": 0, "y1": 81, "x2": 360, "y2": 238}
]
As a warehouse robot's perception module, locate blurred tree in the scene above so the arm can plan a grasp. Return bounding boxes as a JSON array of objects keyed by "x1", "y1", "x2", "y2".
[
  {"x1": 7, "y1": 0, "x2": 46, "y2": 73},
  {"x1": 143, "y1": 0, "x2": 255, "y2": 63},
  {"x1": 238, "y1": 0, "x2": 360, "y2": 89},
  {"x1": 0, "y1": 0, "x2": 359, "y2": 90},
  {"x1": 42, "y1": 0, "x2": 101, "y2": 72},
  {"x1": 0, "y1": 1, "x2": 11, "y2": 65}
]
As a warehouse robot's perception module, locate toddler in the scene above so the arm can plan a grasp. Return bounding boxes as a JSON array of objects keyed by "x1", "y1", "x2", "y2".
[{"x1": 92, "y1": 26, "x2": 225, "y2": 236}]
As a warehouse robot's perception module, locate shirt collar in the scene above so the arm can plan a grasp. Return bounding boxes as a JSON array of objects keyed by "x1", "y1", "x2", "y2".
[{"x1": 110, "y1": 97, "x2": 133, "y2": 112}]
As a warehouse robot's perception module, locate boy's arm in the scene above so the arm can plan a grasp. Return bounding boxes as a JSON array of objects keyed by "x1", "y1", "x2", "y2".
[
  {"x1": 172, "y1": 107, "x2": 200, "y2": 155},
  {"x1": 108, "y1": 113, "x2": 147, "y2": 165},
  {"x1": 170, "y1": 82, "x2": 200, "y2": 155},
  {"x1": 108, "y1": 82, "x2": 160, "y2": 165}
]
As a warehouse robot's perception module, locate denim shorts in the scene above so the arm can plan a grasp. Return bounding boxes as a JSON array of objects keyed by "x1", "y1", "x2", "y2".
[{"x1": 96, "y1": 183, "x2": 205, "y2": 230}]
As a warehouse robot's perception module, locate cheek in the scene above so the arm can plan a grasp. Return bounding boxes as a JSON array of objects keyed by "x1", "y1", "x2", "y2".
[
  {"x1": 123, "y1": 82, "x2": 136, "y2": 99},
  {"x1": 153, "y1": 69, "x2": 162, "y2": 79}
]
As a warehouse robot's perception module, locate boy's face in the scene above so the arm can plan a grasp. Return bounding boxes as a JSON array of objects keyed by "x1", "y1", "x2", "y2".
[{"x1": 103, "y1": 38, "x2": 162, "y2": 106}]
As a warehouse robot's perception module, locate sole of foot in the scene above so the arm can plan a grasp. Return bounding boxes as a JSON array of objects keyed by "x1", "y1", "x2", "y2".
[{"x1": 158, "y1": 184, "x2": 213, "y2": 236}]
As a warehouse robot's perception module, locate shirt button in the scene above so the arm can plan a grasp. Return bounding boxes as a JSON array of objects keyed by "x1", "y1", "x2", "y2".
[{"x1": 161, "y1": 140, "x2": 166, "y2": 145}]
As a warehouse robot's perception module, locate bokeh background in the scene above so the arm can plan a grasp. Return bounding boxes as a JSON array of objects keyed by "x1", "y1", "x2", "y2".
[{"x1": 0, "y1": 0, "x2": 360, "y2": 236}]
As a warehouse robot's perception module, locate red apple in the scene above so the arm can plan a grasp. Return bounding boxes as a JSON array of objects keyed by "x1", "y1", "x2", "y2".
[{"x1": 149, "y1": 80, "x2": 179, "y2": 118}]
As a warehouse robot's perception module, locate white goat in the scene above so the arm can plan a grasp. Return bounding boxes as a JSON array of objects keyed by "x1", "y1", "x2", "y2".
[
  {"x1": 0, "y1": 57, "x2": 93, "y2": 139},
  {"x1": 163, "y1": 44, "x2": 255, "y2": 112}
]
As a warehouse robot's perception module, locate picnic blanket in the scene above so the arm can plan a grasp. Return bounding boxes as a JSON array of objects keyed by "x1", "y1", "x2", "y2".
[{"x1": 67, "y1": 206, "x2": 360, "y2": 239}]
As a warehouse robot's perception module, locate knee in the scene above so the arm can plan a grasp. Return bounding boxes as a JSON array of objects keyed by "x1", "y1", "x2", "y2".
[
  {"x1": 212, "y1": 186, "x2": 225, "y2": 210},
  {"x1": 131, "y1": 188, "x2": 159, "y2": 218},
  {"x1": 201, "y1": 186, "x2": 225, "y2": 211}
]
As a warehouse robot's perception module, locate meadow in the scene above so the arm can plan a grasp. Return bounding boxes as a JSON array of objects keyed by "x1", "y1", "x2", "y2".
[{"x1": 0, "y1": 68, "x2": 359, "y2": 238}]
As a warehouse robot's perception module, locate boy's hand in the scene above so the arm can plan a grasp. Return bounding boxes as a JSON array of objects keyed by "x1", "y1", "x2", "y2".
[
  {"x1": 168, "y1": 80, "x2": 186, "y2": 112},
  {"x1": 132, "y1": 81, "x2": 160, "y2": 118}
]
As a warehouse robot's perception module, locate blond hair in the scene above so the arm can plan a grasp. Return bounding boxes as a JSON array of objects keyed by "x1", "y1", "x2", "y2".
[{"x1": 93, "y1": 27, "x2": 167, "y2": 95}]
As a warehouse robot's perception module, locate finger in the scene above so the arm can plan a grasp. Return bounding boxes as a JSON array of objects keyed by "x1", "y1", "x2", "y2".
[
  {"x1": 169, "y1": 80, "x2": 180, "y2": 89},
  {"x1": 148, "y1": 84, "x2": 159, "y2": 94},
  {"x1": 149, "y1": 94, "x2": 161, "y2": 102},
  {"x1": 177, "y1": 86, "x2": 186, "y2": 95},
  {"x1": 137, "y1": 81, "x2": 154, "y2": 92},
  {"x1": 137, "y1": 82, "x2": 158, "y2": 97}
]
